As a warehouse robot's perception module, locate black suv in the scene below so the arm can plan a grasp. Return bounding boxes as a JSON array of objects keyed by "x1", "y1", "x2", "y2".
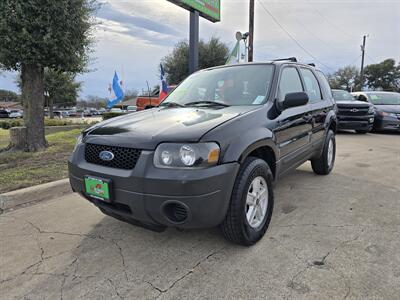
[
  {"x1": 69, "y1": 60, "x2": 337, "y2": 245},
  {"x1": 332, "y1": 89, "x2": 375, "y2": 133}
]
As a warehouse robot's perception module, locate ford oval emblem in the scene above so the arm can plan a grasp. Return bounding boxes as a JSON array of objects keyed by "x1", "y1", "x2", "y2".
[{"x1": 99, "y1": 151, "x2": 114, "y2": 161}]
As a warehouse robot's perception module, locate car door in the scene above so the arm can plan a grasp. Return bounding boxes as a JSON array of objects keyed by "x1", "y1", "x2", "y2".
[
  {"x1": 300, "y1": 68, "x2": 330, "y2": 146},
  {"x1": 273, "y1": 66, "x2": 313, "y2": 173}
]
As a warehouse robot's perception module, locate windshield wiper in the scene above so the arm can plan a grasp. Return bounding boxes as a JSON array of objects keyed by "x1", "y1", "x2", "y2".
[
  {"x1": 159, "y1": 102, "x2": 185, "y2": 108},
  {"x1": 184, "y1": 101, "x2": 230, "y2": 107}
]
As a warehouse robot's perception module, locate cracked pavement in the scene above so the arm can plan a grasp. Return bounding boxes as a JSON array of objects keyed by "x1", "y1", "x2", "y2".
[{"x1": 1, "y1": 133, "x2": 399, "y2": 299}]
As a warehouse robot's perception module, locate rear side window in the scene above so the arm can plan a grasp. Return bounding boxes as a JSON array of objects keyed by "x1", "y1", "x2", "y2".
[
  {"x1": 278, "y1": 67, "x2": 303, "y2": 101},
  {"x1": 315, "y1": 70, "x2": 332, "y2": 99},
  {"x1": 300, "y1": 68, "x2": 322, "y2": 103}
]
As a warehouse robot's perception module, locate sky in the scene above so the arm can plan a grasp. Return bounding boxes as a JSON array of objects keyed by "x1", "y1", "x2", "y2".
[{"x1": 1, "y1": 0, "x2": 399, "y2": 99}]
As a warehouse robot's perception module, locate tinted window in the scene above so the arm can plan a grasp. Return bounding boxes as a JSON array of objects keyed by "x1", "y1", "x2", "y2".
[
  {"x1": 300, "y1": 68, "x2": 322, "y2": 102},
  {"x1": 315, "y1": 70, "x2": 332, "y2": 99},
  {"x1": 332, "y1": 90, "x2": 355, "y2": 101},
  {"x1": 278, "y1": 67, "x2": 303, "y2": 101}
]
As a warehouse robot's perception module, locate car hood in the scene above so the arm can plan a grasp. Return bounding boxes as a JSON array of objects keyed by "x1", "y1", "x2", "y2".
[
  {"x1": 335, "y1": 100, "x2": 370, "y2": 107},
  {"x1": 84, "y1": 106, "x2": 256, "y2": 149},
  {"x1": 374, "y1": 105, "x2": 400, "y2": 113}
]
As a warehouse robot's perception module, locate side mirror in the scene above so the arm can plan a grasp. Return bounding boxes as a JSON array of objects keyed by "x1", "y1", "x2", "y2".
[{"x1": 282, "y1": 92, "x2": 309, "y2": 110}]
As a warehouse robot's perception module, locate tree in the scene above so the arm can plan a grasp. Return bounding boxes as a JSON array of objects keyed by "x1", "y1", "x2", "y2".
[
  {"x1": 0, "y1": 0, "x2": 96, "y2": 151},
  {"x1": 161, "y1": 37, "x2": 229, "y2": 84},
  {"x1": 123, "y1": 89, "x2": 139, "y2": 101},
  {"x1": 328, "y1": 65, "x2": 360, "y2": 91},
  {"x1": 44, "y1": 69, "x2": 81, "y2": 118},
  {"x1": 0, "y1": 89, "x2": 20, "y2": 102},
  {"x1": 364, "y1": 59, "x2": 400, "y2": 91},
  {"x1": 84, "y1": 96, "x2": 108, "y2": 109}
]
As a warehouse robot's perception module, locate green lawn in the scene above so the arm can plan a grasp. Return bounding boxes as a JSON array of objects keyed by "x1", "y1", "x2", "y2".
[
  {"x1": 0, "y1": 129, "x2": 9, "y2": 149},
  {"x1": 0, "y1": 129, "x2": 82, "y2": 193}
]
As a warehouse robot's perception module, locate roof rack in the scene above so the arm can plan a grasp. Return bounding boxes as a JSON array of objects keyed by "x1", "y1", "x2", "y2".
[
  {"x1": 273, "y1": 57, "x2": 297, "y2": 62},
  {"x1": 308, "y1": 63, "x2": 316, "y2": 67}
]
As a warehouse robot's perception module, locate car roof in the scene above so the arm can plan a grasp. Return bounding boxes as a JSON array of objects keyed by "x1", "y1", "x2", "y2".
[{"x1": 201, "y1": 61, "x2": 323, "y2": 73}]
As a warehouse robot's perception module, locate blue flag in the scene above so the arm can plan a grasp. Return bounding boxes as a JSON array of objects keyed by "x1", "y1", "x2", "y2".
[{"x1": 107, "y1": 71, "x2": 124, "y2": 108}]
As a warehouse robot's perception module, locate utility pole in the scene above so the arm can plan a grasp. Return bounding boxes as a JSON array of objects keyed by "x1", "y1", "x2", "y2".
[
  {"x1": 359, "y1": 35, "x2": 367, "y2": 90},
  {"x1": 189, "y1": 10, "x2": 199, "y2": 74},
  {"x1": 248, "y1": 0, "x2": 255, "y2": 62}
]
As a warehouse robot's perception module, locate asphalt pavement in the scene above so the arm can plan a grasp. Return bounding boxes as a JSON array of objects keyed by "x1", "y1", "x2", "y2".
[{"x1": 1, "y1": 132, "x2": 399, "y2": 300}]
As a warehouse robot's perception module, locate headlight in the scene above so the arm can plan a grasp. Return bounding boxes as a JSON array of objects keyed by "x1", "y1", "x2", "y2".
[
  {"x1": 154, "y1": 143, "x2": 220, "y2": 169},
  {"x1": 73, "y1": 134, "x2": 83, "y2": 152},
  {"x1": 377, "y1": 111, "x2": 396, "y2": 117},
  {"x1": 368, "y1": 106, "x2": 374, "y2": 114}
]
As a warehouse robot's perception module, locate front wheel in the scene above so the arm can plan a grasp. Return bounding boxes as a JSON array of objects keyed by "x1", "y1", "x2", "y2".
[
  {"x1": 221, "y1": 157, "x2": 274, "y2": 246},
  {"x1": 311, "y1": 129, "x2": 336, "y2": 175}
]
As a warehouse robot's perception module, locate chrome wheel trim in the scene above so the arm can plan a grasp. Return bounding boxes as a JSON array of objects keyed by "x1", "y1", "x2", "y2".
[
  {"x1": 246, "y1": 176, "x2": 269, "y2": 229},
  {"x1": 327, "y1": 138, "x2": 334, "y2": 167}
]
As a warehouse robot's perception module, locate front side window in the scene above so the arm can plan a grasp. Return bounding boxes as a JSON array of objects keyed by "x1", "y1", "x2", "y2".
[
  {"x1": 300, "y1": 68, "x2": 322, "y2": 102},
  {"x1": 162, "y1": 65, "x2": 275, "y2": 106},
  {"x1": 278, "y1": 67, "x2": 303, "y2": 101}
]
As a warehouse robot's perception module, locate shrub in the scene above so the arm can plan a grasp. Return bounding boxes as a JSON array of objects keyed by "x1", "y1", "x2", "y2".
[
  {"x1": 0, "y1": 118, "x2": 76, "y2": 129},
  {"x1": 44, "y1": 119, "x2": 74, "y2": 126},
  {"x1": 102, "y1": 112, "x2": 126, "y2": 120},
  {"x1": 0, "y1": 120, "x2": 23, "y2": 129}
]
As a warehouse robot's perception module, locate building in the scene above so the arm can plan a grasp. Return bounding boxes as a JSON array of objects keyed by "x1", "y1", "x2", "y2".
[{"x1": 0, "y1": 101, "x2": 23, "y2": 110}]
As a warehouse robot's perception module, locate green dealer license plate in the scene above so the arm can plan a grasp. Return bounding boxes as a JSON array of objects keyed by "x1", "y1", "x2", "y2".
[{"x1": 84, "y1": 176, "x2": 111, "y2": 202}]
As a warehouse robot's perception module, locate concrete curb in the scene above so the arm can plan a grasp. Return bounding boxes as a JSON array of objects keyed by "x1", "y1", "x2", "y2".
[{"x1": 0, "y1": 178, "x2": 71, "y2": 211}]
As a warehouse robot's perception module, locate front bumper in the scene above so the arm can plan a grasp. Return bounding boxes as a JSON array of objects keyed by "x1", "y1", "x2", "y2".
[
  {"x1": 68, "y1": 144, "x2": 240, "y2": 229},
  {"x1": 374, "y1": 117, "x2": 400, "y2": 132},
  {"x1": 337, "y1": 115, "x2": 374, "y2": 131}
]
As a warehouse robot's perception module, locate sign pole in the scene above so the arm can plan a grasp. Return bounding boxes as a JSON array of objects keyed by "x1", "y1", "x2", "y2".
[{"x1": 189, "y1": 10, "x2": 199, "y2": 74}]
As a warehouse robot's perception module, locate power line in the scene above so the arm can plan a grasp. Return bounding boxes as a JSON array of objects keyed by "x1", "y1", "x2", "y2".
[
  {"x1": 277, "y1": 2, "x2": 354, "y2": 56},
  {"x1": 305, "y1": 0, "x2": 359, "y2": 40},
  {"x1": 256, "y1": 0, "x2": 335, "y2": 71}
]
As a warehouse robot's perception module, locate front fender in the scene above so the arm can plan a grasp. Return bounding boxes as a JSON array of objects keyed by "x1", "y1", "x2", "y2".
[{"x1": 324, "y1": 109, "x2": 337, "y2": 132}]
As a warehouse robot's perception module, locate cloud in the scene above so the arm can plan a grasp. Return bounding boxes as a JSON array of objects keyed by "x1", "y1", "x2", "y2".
[{"x1": 96, "y1": 3, "x2": 182, "y2": 46}]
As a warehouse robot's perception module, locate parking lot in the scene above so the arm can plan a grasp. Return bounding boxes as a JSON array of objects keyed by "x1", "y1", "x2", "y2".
[{"x1": 1, "y1": 132, "x2": 399, "y2": 300}]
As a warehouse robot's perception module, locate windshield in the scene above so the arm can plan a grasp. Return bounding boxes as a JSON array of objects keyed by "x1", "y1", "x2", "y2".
[
  {"x1": 161, "y1": 65, "x2": 275, "y2": 107},
  {"x1": 368, "y1": 93, "x2": 400, "y2": 105},
  {"x1": 332, "y1": 90, "x2": 355, "y2": 101}
]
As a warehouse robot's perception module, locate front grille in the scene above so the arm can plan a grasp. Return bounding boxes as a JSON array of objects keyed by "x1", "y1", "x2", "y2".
[
  {"x1": 84, "y1": 143, "x2": 141, "y2": 170},
  {"x1": 337, "y1": 105, "x2": 370, "y2": 116}
]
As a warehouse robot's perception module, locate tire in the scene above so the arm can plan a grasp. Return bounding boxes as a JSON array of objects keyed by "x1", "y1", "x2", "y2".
[
  {"x1": 221, "y1": 157, "x2": 274, "y2": 246},
  {"x1": 311, "y1": 129, "x2": 336, "y2": 175},
  {"x1": 355, "y1": 129, "x2": 369, "y2": 134}
]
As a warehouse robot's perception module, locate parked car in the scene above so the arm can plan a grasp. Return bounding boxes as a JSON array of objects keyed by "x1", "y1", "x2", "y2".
[
  {"x1": 126, "y1": 106, "x2": 137, "y2": 112},
  {"x1": 332, "y1": 89, "x2": 374, "y2": 133},
  {"x1": 8, "y1": 110, "x2": 23, "y2": 118},
  {"x1": 351, "y1": 91, "x2": 400, "y2": 132},
  {"x1": 53, "y1": 111, "x2": 68, "y2": 118},
  {"x1": 0, "y1": 110, "x2": 10, "y2": 118},
  {"x1": 69, "y1": 60, "x2": 337, "y2": 245},
  {"x1": 67, "y1": 110, "x2": 78, "y2": 117},
  {"x1": 136, "y1": 85, "x2": 176, "y2": 111}
]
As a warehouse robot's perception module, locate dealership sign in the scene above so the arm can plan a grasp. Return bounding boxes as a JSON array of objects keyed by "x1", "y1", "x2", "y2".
[{"x1": 167, "y1": 0, "x2": 221, "y2": 22}]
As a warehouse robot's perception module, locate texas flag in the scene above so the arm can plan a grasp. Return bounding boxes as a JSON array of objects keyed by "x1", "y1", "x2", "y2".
[
  {"x1": 159, "y1": 64, "x2": 168, "y2": 101},
  {"x1": 107, "y1": 71, "x2": 124, "y2": 108}
]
